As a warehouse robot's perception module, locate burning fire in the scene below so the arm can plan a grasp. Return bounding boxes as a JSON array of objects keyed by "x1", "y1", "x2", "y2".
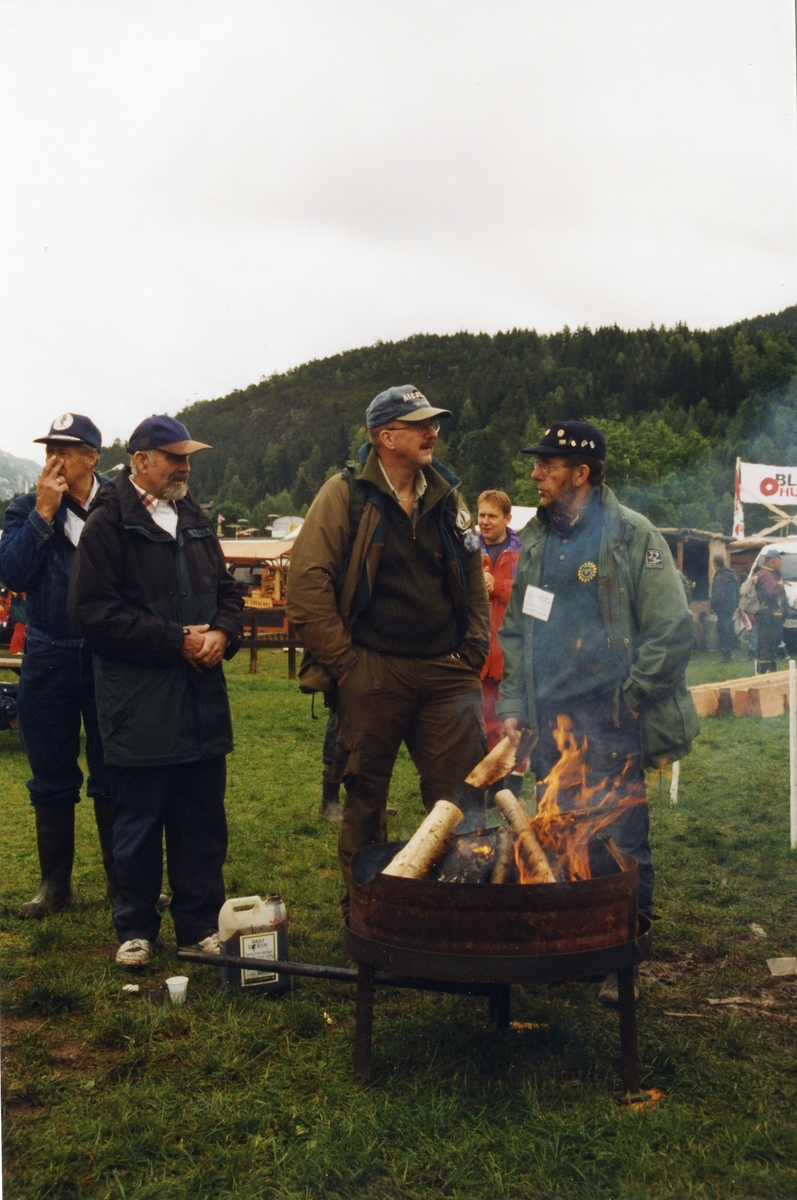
[{"x1": 515, "y1": 715, "x2": 646, "y2": 885}]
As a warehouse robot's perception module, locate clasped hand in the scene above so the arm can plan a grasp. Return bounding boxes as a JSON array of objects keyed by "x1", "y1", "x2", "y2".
[{"x1": 181, "y1": 624, "x2": 228, "y2": 673}]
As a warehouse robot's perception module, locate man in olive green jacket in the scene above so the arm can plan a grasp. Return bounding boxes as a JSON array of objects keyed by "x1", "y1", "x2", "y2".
[
  {"x1": 287, "y1": 385, "x2": 490, "y2": 905},
  {"x1": 498, "y1": 422, "x2": 698, "y2": 965}
]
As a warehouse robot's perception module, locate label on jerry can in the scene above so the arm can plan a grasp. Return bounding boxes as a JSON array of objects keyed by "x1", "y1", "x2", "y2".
[{"x1": 239, "y1": 931, "x2": 279, "y2": 986}]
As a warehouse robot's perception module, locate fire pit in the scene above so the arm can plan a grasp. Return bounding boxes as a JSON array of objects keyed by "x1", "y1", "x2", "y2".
[{"x1": 344, "y1": 838, "x2": 651, "y2": 1094}]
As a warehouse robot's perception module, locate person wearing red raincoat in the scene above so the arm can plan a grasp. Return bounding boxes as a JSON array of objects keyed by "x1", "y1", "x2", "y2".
[{"x1": 477, "y1": 490, "x2": 525, "y2": 793}]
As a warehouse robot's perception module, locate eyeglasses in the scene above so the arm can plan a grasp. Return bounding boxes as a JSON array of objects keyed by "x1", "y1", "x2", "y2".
[
  {"x1": 532, "y1": 458, "x2": 572, "y2": 477},
  {"x1": 384, "y1": 421, "x2": 441, "y2": 434}
]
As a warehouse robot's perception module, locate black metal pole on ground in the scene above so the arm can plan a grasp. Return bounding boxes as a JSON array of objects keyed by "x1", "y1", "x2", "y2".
[
  {"x1": 616, "y1": 965, "x2": 641, "y2": 1098},
  {"x1": 177, "y1": 950, "x2": 501, "y2": 996}
]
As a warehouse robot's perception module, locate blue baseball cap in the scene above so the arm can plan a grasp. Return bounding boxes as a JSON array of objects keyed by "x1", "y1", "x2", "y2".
[
  {"x1": 764, "y1": 547, "x2": 783, "y2": 560},
  {"x1": 365, "y1": 384, "x2": 451, "y2": 429},
  {"x1": 33, "y1": 413, "x2": 102, "y2": 451},
  {"x1": 127, "y1": 415, "x2": 212, "y2": 455}
]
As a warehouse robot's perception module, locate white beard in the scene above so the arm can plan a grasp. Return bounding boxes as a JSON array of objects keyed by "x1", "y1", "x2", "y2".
[{"x1": 163, "y1": 481, "x2": 189, "y2": 502}]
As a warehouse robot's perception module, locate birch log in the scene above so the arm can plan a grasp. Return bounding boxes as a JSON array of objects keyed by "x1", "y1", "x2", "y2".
[
  {"x1": 493, "y1": 788, "x2": 532, "y2": 835},
  {"x1": 381, "y1": 800, "x2": 463, "y2": 879}
]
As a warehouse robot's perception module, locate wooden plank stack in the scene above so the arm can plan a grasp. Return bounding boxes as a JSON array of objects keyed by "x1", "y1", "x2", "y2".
[{"x1": 690, "y1": 670, "x2": 791, "y2": 719}]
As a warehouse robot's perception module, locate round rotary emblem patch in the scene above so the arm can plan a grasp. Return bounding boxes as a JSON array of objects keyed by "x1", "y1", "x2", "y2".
[{"x1": 577, "y1": 560, "x2": 598, "y2": 583}]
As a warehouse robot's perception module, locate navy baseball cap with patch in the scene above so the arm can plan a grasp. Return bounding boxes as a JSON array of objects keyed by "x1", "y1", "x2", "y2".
[
  {"x1": 127, "y1": 415, "x2": 212, "y2": 455},
  {"x1": 365, "y1": 384, "x2": 452, "y2": 429},
  {"x1": 521, "y1": 420, "x2": 606, "y2": 461},
  {"x1": 33, "y1": 413, "x2": 102, "y2": 451}
]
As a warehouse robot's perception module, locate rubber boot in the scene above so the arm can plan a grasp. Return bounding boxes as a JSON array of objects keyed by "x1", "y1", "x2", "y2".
[
  {"x1": 319, "y1": 779, "x2": 343, "y2": 824},
  {"x1": 18, "y1": 805, "x2": 75, "y2": 918},
  {"x1": 93, "y1": 798, "x2": 118, "y2": 900}
]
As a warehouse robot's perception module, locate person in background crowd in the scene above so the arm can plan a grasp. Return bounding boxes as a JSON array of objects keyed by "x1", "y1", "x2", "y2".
[
  {"x1": 0, "y1": 414, "x2": 116, "y2": 918},
  {"x1": 287, "y1": 384, "x2": 490, "y2": 910},
  {"x1": 710, "y1": 555, "x2": 739, "y2": 663},
  {"x1": 9, "y1": 591, "x2": 27, "y2": 654},
  {"x1": 498, "y1": 420, "x2": 699, "y2": 1005},
  {"x1": 477, "y1": 489, "x2": 525, "y2": 795},
  {"x1": 754, "y1": 547, "x2": 785, "y2": 675},
  {"x1": 0, "y1": 587, "x2": 11, "y2": 642},
  {"x1": 68, "y1": 415, "x2": 243, "y2": 968}
]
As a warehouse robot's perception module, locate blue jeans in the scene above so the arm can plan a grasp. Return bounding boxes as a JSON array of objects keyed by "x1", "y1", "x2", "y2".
[
  {"x1": 111, "y1": 757, "x2": 228, "y2": 945},
  {"x1": 533, "y1": 692, "x2": 654, "y2": 917},
  {"x1": 16, "y1": 638, "x2": 112, "y2": 808}
]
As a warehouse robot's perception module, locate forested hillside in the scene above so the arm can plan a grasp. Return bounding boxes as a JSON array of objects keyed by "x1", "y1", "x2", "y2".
[{"x1": 106, "y1": 306, "x2": 797, "y2": 535}]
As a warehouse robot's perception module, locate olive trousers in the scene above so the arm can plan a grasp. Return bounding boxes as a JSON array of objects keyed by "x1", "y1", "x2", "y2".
[{"x1": 336, "y1": 647, "x2": 486, "y2": 902}]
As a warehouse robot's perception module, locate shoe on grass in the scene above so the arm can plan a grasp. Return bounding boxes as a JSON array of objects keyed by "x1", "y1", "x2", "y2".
[
  {"x1": 116, "y1": 938, "x2": 153, "y2": 967},
  {"x1": 598, "y1": 966, "x2": 640, "y2": 1007},
  {"x1": 178, "y1": 932, "x2": 220, "y2": 955},
  {"x1": 155, "y1": 893, "x2": 170, "y2": 911}
]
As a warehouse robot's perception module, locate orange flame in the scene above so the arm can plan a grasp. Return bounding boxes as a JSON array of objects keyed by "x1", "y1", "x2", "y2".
[{"x1": 515, "y1": 715, "x2": 646, "y2": 884}]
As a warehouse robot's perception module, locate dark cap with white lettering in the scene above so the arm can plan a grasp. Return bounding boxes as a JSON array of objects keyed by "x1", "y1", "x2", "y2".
[
  {"x1": 33, "y1": 413, "x2": 102, "y2": 451},
  {"x1": 521, "y1": 420, "x2": 606, "y2": 460}
]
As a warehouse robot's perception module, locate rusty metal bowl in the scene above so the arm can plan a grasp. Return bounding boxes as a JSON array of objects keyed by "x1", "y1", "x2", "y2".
[{"x1": 349, "y1": 841, "x2": 639, "y2": 959}]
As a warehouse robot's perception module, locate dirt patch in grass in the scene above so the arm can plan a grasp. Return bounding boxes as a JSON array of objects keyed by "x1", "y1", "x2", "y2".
[
  {"x1": 0, "y1": 1012, "x2": 47, "y2": 1043},
  {"x1": 640, "y1": 953, "x2": 704, "y2": 986}
]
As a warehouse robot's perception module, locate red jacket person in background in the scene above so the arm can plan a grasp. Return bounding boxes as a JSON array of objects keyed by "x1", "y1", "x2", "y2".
[{"x1": 477, "y1": 490, "x2": 525, "y2": 794}]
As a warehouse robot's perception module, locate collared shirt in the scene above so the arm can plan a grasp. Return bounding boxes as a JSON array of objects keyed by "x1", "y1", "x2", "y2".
[
  {"x1": 130, "y1": 478, "x2": 179, "y2": 538},
  {"x1": 378, "y1": 459, "x2": 427, "y2": 526},
  {"x1": 63, "y1": 476, "x2": 101, "y2": 547}
]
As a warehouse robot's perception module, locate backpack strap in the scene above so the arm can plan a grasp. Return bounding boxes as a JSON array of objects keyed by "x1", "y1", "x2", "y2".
[{"x1": 336, "y1": 467, "x2": 368, "y2": 594}]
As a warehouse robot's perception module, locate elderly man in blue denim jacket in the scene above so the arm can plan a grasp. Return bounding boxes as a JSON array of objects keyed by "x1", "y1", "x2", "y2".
[{"x1": 0, "y1": 414, "x2": 116, "y2": 917}]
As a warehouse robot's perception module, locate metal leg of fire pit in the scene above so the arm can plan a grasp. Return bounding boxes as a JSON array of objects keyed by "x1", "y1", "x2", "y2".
[
  {"x1": 354, "y1": 963, "x2": 375, "y2": 1084},
  {"x1": 488, "y1": 984, "x2": 511, "y2": 1029},
  {"x1": 616, "y1": 966, "x2": 641, "y2": 1098}
]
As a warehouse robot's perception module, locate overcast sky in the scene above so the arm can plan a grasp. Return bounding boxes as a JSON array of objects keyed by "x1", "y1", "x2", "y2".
[{"x1": 2, "y1": 0, "x2": 795, "y2": 464}]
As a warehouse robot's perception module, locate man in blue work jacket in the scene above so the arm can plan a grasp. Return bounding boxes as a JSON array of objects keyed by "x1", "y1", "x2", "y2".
[{"x1": 0, "y1": 414, "x2": 115, "y2": 917}]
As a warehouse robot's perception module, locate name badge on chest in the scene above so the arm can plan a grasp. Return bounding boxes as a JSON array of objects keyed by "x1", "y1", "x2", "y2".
[{"x1": 522, "y1": 585, "x2": 554, "y2": 621}]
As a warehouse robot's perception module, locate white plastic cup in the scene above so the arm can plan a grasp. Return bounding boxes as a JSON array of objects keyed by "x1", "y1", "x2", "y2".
[{"x1": 166, "y1": 975, "x2": 189, "y2": 1005}]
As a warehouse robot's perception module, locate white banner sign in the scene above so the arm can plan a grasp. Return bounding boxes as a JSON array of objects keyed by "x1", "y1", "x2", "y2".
[{"x1": 738, "y1": 461, "x2": 797, "y2": 507}]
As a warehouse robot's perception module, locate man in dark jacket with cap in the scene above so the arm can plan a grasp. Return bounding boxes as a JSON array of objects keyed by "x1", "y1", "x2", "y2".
[
  {"x1": 0, "y1": 414, "x2": 116, "y2": 917},
  {"x1": 498, "y1": 421, "x2": 699, "y2": 1004},
  {"x1": 287, "y1": 385, "x2": 490, "y2": 908},
  {"x1": 710, "y1": 555, "x2": 739, "y2": 662},
  {"x1": 68, "y1": 416, "x2": 243, "y2": 968}
]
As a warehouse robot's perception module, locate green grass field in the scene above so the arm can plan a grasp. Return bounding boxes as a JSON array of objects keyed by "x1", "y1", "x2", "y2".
[{"x1": 2, "y1": 650, "x2": 797, "y2": 1200}]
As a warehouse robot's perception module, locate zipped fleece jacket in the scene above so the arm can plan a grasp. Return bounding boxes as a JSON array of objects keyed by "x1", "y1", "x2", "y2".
[
  {"x1": 496, "y1": 484, "x2": 699, "y2": 769},
  {"x1": 287, "y1": 448, "x2": 490, "y2": 693},
  {"x1": 0, "y1": 477, "x2": 105, "y2": 646},
  {"x1": 67, "y1": 470, "x2": 243, "y2": 768},
  {"x1": 480, "y1": 528, "x2": 523, "y2": 682}
]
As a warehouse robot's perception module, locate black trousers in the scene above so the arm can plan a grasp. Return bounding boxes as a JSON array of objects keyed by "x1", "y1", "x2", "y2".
[
  {"x1": 715, "y1": 612, "x2": 737, "y2": 658},
  {"x1": 111, "y1": 757, "x2": 227, "y2": 945},
  {"x1": 756, "y1": 609, "x2": 780, "y2": 670},
  {"x1": 17, "y1": 641, "x2": 112, "y2": 807}
]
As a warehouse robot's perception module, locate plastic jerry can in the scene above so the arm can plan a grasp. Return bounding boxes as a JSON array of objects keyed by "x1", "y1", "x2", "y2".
[{"x1": 218, "y1": 894, "x2": 289, "y2": 995}]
